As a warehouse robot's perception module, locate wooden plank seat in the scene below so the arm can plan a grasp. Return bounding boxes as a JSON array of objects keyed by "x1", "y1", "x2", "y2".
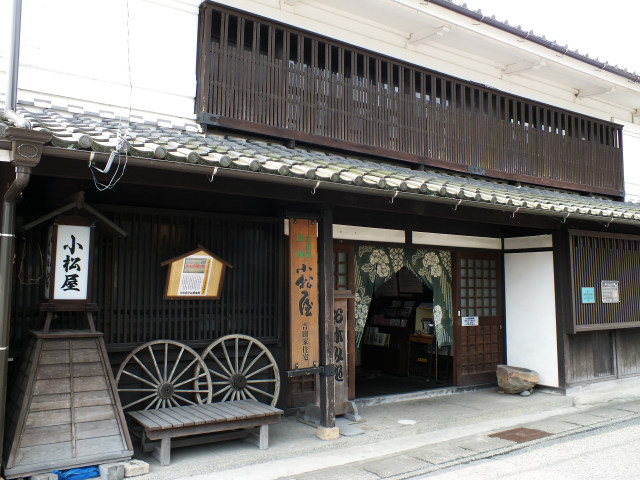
[{"x1": 127, "y1": 399, "x2": 283, "y2": 466}]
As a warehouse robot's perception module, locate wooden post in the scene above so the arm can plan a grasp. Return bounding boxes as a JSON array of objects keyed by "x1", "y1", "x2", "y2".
[{"x1": 318, "y1": 208, "x2": 335, "y2": 428}]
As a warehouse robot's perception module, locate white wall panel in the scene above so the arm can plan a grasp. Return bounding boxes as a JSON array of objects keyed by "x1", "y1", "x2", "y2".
[
  {"x1": 504, "y1": 251, "x2": 559, "y2": 387},
  {"x1": 503, "y1": 235, "x2": 552, "y2": 250},
  {"x1": 333, "y1": 225, "x2": 405, "y2": 243},
  {"x1": 413, "y1": 231, "x2": 501, "y2": 250}
]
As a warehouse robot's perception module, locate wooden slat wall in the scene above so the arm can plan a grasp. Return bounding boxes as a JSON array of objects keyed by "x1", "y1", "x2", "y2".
[
  {"x1": 570, "y1": 230, "x2": 640, "y2": 332},
  {"x1": 196, "y1": 3, "x2": 624, "y2": 196},
  {"x1": 615, "y1": 329, "x2": 640, "y2": 377},
  {"x1": 566, "y1": 330, "x2": 615, "y2": 384},
  {"x1": 10, "y1": 209, "x2": 285, "y2": 349}
]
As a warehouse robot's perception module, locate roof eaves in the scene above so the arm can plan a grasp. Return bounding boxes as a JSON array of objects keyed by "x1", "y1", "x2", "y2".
[
  {"x1": 428, "y1": 0, "x2": 640, "y2": 84},
  {"x1": 16, "y1": 104, "x2": 640, "y2": 228}
]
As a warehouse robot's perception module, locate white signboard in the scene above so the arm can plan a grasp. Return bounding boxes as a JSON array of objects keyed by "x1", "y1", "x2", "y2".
[
  {"x1": 601, "y1": 280, "x2": 620, "y2": 304},
  {"x1": 461, "y1": 316, "x2": 479, "y2": 327},
  {"x1": 52, "y1": 224, "x2": 92, "y2": 300}
]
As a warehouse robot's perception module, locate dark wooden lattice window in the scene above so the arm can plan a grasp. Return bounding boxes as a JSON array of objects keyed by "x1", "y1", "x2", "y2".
[
  {"x1": 11, "y1": 208, "x2": 286, "y2": 350},
  {"x1": 333, "y1": 244, "x2": 354, "y2": 292},
  {"x1": 570, "y1": 230, "x2": 640, "y2": 332}
]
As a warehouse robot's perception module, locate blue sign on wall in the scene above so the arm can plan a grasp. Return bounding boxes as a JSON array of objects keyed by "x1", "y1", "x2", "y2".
[{"x1": 581, "y1": 287, "x2": 595, "y2": 304}]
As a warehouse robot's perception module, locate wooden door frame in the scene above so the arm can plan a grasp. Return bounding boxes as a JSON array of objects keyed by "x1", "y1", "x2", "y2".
[
  {"x1": 453, "y1": 249, "x2": 506, "y2": 386},
  {"x1": 333, "y1": 242, "x2": 356, "y2": 399}
]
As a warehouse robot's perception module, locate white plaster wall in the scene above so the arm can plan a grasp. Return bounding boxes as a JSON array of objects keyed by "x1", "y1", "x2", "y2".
[
  {"x1": 0, "y1": 0, "x2": 201, "y2": 122},
  {"x1": 504, "y1": 251, "x2": 559, "y2": 387},
  {"x1": 623, "y1": 127, "x2": 640, "y2": 202}
]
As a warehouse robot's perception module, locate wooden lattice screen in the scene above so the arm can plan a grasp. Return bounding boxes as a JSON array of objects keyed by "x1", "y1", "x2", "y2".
[
  {"x1": 11, "y1": 208, "x2": 285, "y2": 350},
  {"x1": 196, "y1": 2, "x2": 624, "y2": 196},
  {"x1": 569, "y1": 230, "x2": 640, "y2": 332}
]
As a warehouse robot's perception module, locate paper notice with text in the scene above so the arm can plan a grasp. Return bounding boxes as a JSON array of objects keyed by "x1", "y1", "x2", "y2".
[{"x1": 178, "y1": 256, "x2": 211, "y2": 295}]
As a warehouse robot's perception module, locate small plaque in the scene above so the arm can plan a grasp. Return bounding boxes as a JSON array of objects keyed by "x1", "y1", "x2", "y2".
[
  {"x1": 581, "y1": 287, "x2": 595, "y2": 304},
  {"x1": 461, "y1": 316, "x2": 479, "y2": 327},
  {"x1": 601, "y1": 280, "x2": 619, "y2": 304},
  {"x1": 161, "y1": 245, "x2": 232, "y2": 300}
]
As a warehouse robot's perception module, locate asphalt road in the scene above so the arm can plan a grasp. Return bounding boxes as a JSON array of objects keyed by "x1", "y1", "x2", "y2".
[{"x1": 418, "y1": 416, "x2": 640, "y2": 479}]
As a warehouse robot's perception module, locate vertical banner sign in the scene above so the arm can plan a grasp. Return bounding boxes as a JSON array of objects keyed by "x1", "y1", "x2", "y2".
[
  {"x1": 289, "y1": 219, "x2": 319, "y2": 369},
  {"x1": 333, "y1": 298, "x2": 348, "y2": 415},
  {"x1": 47, "y1": 224, "x2": 92, "y2": 301}
]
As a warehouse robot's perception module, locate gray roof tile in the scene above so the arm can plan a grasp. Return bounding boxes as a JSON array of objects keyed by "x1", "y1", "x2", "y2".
[{"x1": 4, "y1": 105, "x2": 640, "y2": 225}]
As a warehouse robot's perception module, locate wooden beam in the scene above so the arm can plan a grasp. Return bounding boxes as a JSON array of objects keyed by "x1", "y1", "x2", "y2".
[{"x1": 318, "y1": 208, "x2": 335, "y2": 428}]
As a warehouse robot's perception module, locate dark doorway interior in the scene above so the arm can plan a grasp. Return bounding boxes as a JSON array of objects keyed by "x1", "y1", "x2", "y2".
[{"x1": 356, "y1": 268, "x2": 453, "y2": 398}]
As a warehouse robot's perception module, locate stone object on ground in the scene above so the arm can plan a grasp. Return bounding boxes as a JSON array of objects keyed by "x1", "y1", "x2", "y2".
[
  {"x1": 99, "y1": 463, "x2": 124, "y2": 480},
  {"x1": 497, "y1": 364, "x2": 540, "y2": 394},
  {"x1": 316, "y1": 426, "x2": 340, "y2": 440},
  {"x1": 118, "y1": 460, "x2": 150, "y2": 477}
]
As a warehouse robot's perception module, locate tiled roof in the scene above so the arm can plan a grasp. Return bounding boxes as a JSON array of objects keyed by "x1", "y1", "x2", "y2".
[{"x1": 3, "y1": 105, "x2": 640, "y2": 226}]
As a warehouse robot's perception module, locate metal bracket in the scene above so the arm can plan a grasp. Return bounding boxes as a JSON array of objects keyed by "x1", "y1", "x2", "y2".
[
  {"x1": 196, "y1": 112, "x2": 220, "y2": 126},
  {"x1": 209, "y1": 166, "x2": 218, "y2": 182},
  {"x1": 286, "y1": 364, "x2": 335, "y2": 377}
]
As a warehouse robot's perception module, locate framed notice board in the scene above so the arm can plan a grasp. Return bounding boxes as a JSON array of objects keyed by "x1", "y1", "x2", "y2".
[{"x1": 161, "y1": 245, "x2": 232, "y2": 300}]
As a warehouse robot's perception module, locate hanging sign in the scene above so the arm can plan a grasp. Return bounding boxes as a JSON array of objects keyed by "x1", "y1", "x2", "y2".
[
  {"x1": 45, "y1": 222, "x2": 93, "y2": 302},
  {"x1": 601, "y1": 280, "x2": 619, "y2": 304},
  {"x1": 333, "y1": 298, "x2": 348, "y2": 415},
  {"x1": 289, "y1": 219, "x2": 319, "y2": 369},
  {"x1": 162, "y1": 245, "x2": 232, "y2": 299}
]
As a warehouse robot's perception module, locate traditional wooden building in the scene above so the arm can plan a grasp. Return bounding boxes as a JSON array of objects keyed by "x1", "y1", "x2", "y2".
[{"x1": 2, "y1": 0, "x2": 640, "y2": 459}]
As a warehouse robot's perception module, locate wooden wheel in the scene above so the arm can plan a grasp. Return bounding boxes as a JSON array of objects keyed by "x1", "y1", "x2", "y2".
[
  {"x1": 116, "y1": 340, "x2": 212, "y2": 411},
  {"x1": 196, "y1": 334, "x2": 280, "y2": 406}
]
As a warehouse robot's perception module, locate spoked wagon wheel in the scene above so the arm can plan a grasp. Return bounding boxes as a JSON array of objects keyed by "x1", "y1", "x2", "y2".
[
  {"x1": 116, "y1": 339, "x2": 212, "y2": 411},
  {"x1": 196, "y1": 334, "x2": 280, "y2": 406}
]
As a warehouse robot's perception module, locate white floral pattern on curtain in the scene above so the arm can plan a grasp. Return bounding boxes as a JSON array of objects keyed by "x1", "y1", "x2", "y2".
[{"x1": 354, "y1": 246, "x2": 453, "y2": 348}]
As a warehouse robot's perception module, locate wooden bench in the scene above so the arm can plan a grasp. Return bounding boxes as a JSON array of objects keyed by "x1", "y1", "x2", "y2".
[{"x1": 127, "y1": 399, "x2": 283, "y2": 466}]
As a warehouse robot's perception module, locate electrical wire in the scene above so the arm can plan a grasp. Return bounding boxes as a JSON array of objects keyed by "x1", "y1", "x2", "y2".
[{"x1": 89, "y1": 0, "x2": 132, "y2": 191}]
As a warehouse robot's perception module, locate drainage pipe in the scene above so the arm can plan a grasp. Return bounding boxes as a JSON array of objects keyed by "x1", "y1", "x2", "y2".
[
  {"x1": 5, "y1": 0, "x2": 22, "y2": 113},
  {"x1": 0, "y1": 0, "x2": 28, "y2": 462},
  {"x1": 0, "y1": 166, "x2": 31, "y2": 452}
]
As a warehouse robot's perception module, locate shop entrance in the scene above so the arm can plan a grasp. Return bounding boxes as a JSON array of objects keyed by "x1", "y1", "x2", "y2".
[
  {"x1": 454, "y1": 251, "x2": 505, "y2": 385},
  {"x1": 342, "y1": 246, "x2": 455, "y2": 398},
  {"x1": 357, "y1": 267, "x2": 453, "y2": 397},
  {"x1": 334, "y1": 244, "x2": 504, "y2": 401}
]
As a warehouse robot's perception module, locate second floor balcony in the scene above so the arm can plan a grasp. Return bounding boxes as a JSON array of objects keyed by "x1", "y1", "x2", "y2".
[{"x1": 196, "y1": 3, "x2": 624, "y2": 198}]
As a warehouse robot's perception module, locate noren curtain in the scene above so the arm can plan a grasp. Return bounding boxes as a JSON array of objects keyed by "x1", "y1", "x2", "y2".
[{"x1": 354, "y1": 246, "x2": 453, "y2": 348}]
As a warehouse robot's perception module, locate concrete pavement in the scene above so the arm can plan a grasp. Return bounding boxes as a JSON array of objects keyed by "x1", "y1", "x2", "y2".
[{"x1": 131, "y1": 379, "x2": 640, "y2": 480}]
